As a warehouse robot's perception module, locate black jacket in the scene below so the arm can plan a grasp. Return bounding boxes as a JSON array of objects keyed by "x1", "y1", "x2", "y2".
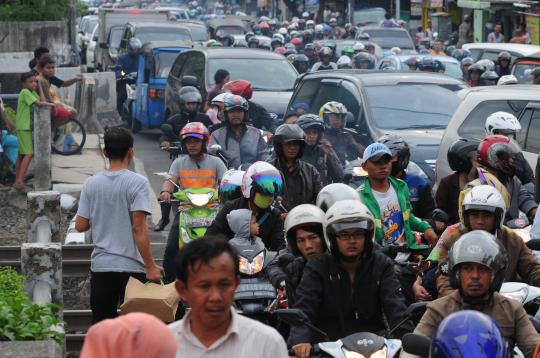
[
  {"x1": 248, "y1": 100, "x2": 277, "y2": 133},
  {"x1": 269, "y1": 157, "x2": 323, "y2": 212},
  {"x1": 302, "y1": 144, "x2": 344, "y2": 185},
  {"x1": 514, "y1": 151, "x2": 534, "y2": 186},
  {"x1": 267, "y1": 252, "x2": 307, "y2": 308},
  {"x1": 206, "y1": 197, "x2": 285, "y2": 251},
  {"x1": 159, "y1": 112, "x2": 213, "y2": 143},
  {"x1": 289, "y1": 252, "x2": 413, "y2": 345}
]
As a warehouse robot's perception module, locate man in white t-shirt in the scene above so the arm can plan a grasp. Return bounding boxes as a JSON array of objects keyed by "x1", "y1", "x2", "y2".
[{"x1": 169, "y1": 237, "x2": 288, "y2": 358}]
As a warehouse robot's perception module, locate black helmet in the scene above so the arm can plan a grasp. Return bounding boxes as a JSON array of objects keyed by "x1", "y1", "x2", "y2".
[
  {"x1": 248, "y1": 36, "x2": 259, "y2": 47},
  {"x1": 448, "y1": 230, "x2": 508, "y2": 302},
  {"x1": 297, "y1": 113, "x2": 324, "y2": 132},
  {"x1": 479, "y1": 70, "x2": 499, "y2": 86},
  {"x1": 293, "y1": 54, "x2": 308, "y2": 64},
  {"x1": 420, "y1": 57, "x2": 435, "y2": 71},
  {"x1": 273, "y1": 123, "x2": 306, "y2": 158},
  {"x1": 179, "y1": 86, "x2": 202, "y2": 105},
  {"x1": 452, "y1": 49, "x2": 464, "y2": 61},
  {"x1": 377, "y1": 134, "x2": 410, "y2": 176},
  {"x1": 434, "y1": 60, "x2": 446, "y2": 72},
  {"x1": 221, "y1": 34, "x2": 235, "y2": 47},
  {"x1": 468, "y1": 63, "x2": 486, "y2": 74},
  {"x1": 353, "y1": 52, "x2": 374, "y2": 68},
  {"x1": 245, "y1": 31, "x2": 255, "y2": 42},
  {"x1": 531, "y1": 67, "x2": 540, "y2": 78},
  {"x1": 447, "y1": 138, "x2": 479, "y2": 173},
  {"x1": 304, "y1": 43, "x2": 315, "y2": 51},
  {"x1": 498, "y1": 51, "x2": 511, "y2": 62},
  {"x1": 445, "y1": 45, "x2": 457, "y2": 57}
]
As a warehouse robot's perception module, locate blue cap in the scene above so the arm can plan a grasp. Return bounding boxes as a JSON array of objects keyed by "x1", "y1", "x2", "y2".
[{"x1": 363, "y1": 142, "x2": 392, "y2": 162}]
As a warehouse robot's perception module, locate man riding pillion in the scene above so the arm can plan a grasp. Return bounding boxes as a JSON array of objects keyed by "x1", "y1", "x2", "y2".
[
  {"x1": 410, "y1": 230, "x2": 540, "y2": 358},
  {"x1": 206, "y1": 161, "x2": 285, "y2": 251},
  {"x1": 310, "y1": 46, "x2": 337, "y2": 72},
  {"x1": 429, "y1": 185, "x2": 540, "y2": 297},
  {"x1": 270, "y1": 123, "x2": 323, "y2": 211},
  {"x1": 484, "y1": 111, "x2": 534, "y2": 191},
  {"x1": 320, "y1": 102, "x2": 364, "y2": 164},
  {"x1": 209, "y1": 95, "x2": 269, "y2": 169},
  {"x1": 266, "y1": 204, "x2": 327, "y2": 307},
  {"x1": 297, "y1": 114, "x2": 343, "y2": 185},
  {"x1": 289, "y1": 200, "x2": 414, "y2": 358},
  {"x1": 159, "y1": 87, "x2": 213, "y2": 150},
  {"x1": 377, "y1": 134, "x2": 435, "y2": 220},
  {"x1": 158, "y1": 122, "x2": 227, "y2": 282}
]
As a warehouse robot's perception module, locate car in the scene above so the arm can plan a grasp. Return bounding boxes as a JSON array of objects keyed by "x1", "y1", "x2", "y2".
[
  {"x1": 117, "y1": 22, "x2": 192, "y2": 56},
  {"x1": 316, "y1": 39, "x2": 384, "y2": 60},
  {"x1": 511, "y1": 52, "x2": 540, "y2": 84},
  {"x1": 435, "y1": 85, "x2": 539, "y2": 184},
  {"x1": 206, "y1": 18, "x2": 247, "y2": 39},
  {"x1": 173, "y1": 19, "x2": 208, "y2": 44},
  {"x1": 353, "y1": 7, "x2": 386, "y2": 27},
  {"x1": 462, "y1": 43, "x2": 540, "y2": 63},
  {"x1": 357, "y1": 27, "x2": 416, "y2": 54},
  {"x1": 77, "y1": 15, "x2": 98, "y2": 64},
  {"x1": 287, "y1": 71, "x2": 466, "y2": 182},
  {"x1": 86, "y1": 24, "x2": 124, "y2": 72},
  {"x1": 165, "y1": 48, "x2": 298, "y2": 122},
  {"x1": 378, "y1": 54, "x2": 463, "y2": 79}
]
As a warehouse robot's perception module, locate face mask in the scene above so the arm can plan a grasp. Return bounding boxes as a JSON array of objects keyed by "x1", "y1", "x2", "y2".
[{"x1": 253, "y1": 193, "x2": 273, "y2": 209}]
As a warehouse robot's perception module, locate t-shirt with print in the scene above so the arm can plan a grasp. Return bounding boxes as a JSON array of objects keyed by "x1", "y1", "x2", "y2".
[
  {"x1": 373, "y1": 185, "x2": 405, "y2": 246},
  {"x1": 168, "y1": 154, "x2": 227, "y2": 189},
  {"x1": 15, "y1": 89, "x2": 39, "y2": 130},
  {"x1": 77, "y1": 169, "x2": 151, "y2": 273}
]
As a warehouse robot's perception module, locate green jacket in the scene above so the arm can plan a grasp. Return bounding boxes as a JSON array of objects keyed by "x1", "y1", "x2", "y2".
[{"x1": 358, "y1": 176, "x2": 431, "y2": 250}]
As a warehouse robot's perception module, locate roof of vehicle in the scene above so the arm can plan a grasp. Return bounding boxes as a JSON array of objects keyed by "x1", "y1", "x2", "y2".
[
  {"x1": 187, "y1": 48, "x2": 288, "y2": 60},
  {"x1": 462, "y1": 43, "x2": 540, "y2": 56},
  {"x1": 206, "y1": 17, "x2": 246, "y2": 28},
  {"x1": 525, "y1": 101, "x2": 540, "y2": 109},
  {"x1": 514, "y1": 52, "x2": 540, "y2": 62},
  {"x1": 456, "y1": 84, "x2": 539, "y2": 99},
  {"x1": 299, "y1": 70, "x2": 465, "y2": 86},
  {"x1": 392, "y1": 54, "x2": 460, "y2": 64},
  {"x1": 141, "y1": 40, "x2": 194, "y2": 51},
  {"x1": 127, "y1": 22, "x2": 192, "y2": 29},
  {"x1": 174, "y1": 19, "x2": 206, "y2": 27},
  {"x1": 361, "y1": 26, "x2": 410, "y2": 33}
]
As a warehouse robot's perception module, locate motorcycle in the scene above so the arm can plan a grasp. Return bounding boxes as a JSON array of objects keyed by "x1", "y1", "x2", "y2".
[
  {"x1": 117, "y1": 70, "x2": 137, "y2": 124},
  {"x1": 276, "y1": 302, "x2": 427, "y2": 357},
  {"x1": 229, "y1": 236, "x2": 278, "y2": 325},
  {"x1": 154, "y1": 172, "x2": 219, "y2": 248},
  {"x1": 501, "y1": 282, "x2": 540, "y2": 330}
]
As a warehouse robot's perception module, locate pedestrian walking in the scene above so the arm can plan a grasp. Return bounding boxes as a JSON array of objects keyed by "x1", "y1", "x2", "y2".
[
  {"x1": 75, "y1": 127, "x2": 163, "y2": 323},
  {"x1": 487, "y1": 23, "x2": 505, "y2": 43}
]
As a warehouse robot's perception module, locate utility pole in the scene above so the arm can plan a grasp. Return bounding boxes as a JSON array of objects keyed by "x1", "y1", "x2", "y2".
[{"x1": 69, "y1": 0, "x2": 80, "y2": 66}]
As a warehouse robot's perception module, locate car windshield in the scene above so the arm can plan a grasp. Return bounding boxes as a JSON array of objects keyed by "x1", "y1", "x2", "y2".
[
  {"x1": 513, "y1": 63, "x2": 540, "y2": 83},
  {"x1": 361, "y1": 29, "x2": 414, "y2": 49},
  {"x1": 207, "y1": 58, "x2": 297, "y2": 91},
  {"x1": 188, "y1": 26, "x2": 208, "y2": 41},
  {"x1": 365, "y1": 84, "x2": 462, "y2": 129},
  {"x1": 353, "y1": 9, "x2": 385, "y2": 25},
  {"x1": 136, "y1": 27, "x2": 192, "y2": 43},
  {"x1": 154, "y1": 51, "x2": 179, "y2": 78},
  {"x1": 216, "y1": 25, "x2": 245, "y2": 36}
]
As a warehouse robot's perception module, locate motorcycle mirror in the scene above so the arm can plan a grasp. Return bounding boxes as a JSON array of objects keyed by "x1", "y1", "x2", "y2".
[
  {"x1": 274, "y1": 308, "x2": 309, "y2": 326},
  {"x1": 506, "y1": 217, "x2": 529, "y2": 229},
  {"x1": 207, "y1": 144, "x2": 222, "y2": 155},
  {"x1": 161, "y1": 124, "x2": 174, "y2": 135},
  {"x1": 154, "y1": 172, "x2": 172, "y2": 180},
  {"x1": 404, "y1": 301, "x2": 428, "y2": 319},
  {"x1": 527, "y1": 239, "x2": 540, "y2": 251},
  {"x1": 402, "y1": 333, "x2": 431, "y2": 357}
]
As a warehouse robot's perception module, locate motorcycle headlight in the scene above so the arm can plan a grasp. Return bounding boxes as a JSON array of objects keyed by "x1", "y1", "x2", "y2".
[
  {"x1": 502, "y1": 287, "x2": 528, "y2": 303},
  {"x1": 186, "y1": 192, "x2": 213, "y2": 207},
  {"x1": 238, "y1": 252, "x2": 265, "y2": 275},
  {"x1": 406, "y1": 161, "x2": 429, "y2": 180}
]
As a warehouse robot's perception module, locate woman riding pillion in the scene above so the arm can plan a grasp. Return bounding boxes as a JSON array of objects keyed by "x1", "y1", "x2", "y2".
[{"x1": 159, "y1": 122, "x2": 227, "y2": 282}]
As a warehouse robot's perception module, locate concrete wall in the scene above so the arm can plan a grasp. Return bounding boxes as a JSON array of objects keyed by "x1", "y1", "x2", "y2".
[{"x1": 0, "y1": 21, "x2": 72, "y2": 66}]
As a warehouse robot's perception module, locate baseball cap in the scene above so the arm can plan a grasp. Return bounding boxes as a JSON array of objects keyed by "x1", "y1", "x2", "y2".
[{"x1": 363, "y1": 142, "x2": 392, "y2": 162}]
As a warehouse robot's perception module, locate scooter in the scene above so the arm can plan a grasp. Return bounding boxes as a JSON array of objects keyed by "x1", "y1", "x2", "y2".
[
  {"x1": 276, "y1": 302, "x2": 427, "y2": 357},
  {"x1": 154, "y1": 172, "x2": 219, "y2": 248},
  {"x1": 230, "y1": 236, "x2": 278, "y2": 325},
  {"x1": 117, "y1": 71, "x2": 137, "y2": 124},
  {"x1": 501, "y1": 282, "x2": 540, "y2": 327}
]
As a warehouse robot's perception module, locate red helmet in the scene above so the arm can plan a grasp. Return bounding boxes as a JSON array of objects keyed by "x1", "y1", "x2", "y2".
[
  {"x1": 259, "y1": 21, "x2": 270, "y2": 29},
  {"x1": 291, "y1": 38, "x2": 302, "y2": 46},
  {"x1": 477, "y1": 135, "x2": 520, "y2": 175},
  {"x1": 180, "y1": 122, "x2": 210, "y2": 146},
  {"x1": 224, "y1": 80, "x2": 253, "y2": 100},
  {"x1": 275, "y1": 46, "x2": 286, "y2": 55}
]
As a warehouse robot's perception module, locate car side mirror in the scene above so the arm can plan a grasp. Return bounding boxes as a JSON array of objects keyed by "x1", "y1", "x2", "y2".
[
  {"x1": 207, "y1": 144, "x2": 222, "y2": 155},
  {"x1": 402, "y1": 333, "x2": 431, "y2": 357}
]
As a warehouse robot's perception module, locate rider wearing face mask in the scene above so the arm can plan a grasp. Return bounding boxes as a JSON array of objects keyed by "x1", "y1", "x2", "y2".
[
  {"x1": 206, "y1": 161, "x2": 285, "y2": 251},
  {"x1": 290, "y1": 200, "x2": 413, "y2": 358},
  {"x1": 297, "y1": 114, "x2": 343, "y2": 185}
]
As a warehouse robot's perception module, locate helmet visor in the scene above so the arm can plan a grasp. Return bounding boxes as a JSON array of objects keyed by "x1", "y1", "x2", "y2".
[
  {"x1": 329, "y1": 218, "x2": 373, "y2": 234},
  {"x1": 252, "y1": 172, "x2": 283, "y2": 196}
]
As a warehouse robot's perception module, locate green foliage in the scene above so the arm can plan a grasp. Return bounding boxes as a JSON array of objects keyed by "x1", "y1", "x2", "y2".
[
  {"x1": 0, "y1": 267, "x2": 63, "y2": 345},
  {"x1": 0, "y1": 0, "x2": 71, "y2": 21}
]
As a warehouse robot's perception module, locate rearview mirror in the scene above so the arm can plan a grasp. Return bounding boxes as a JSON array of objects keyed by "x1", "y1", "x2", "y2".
[
  {"x1": 402, "y1": 333, "x2": 431, "y2": 357},
  {"x1": 274, "y1": 309, "x2": 309, "y2": 326},
  {"x1": 527, "y1": 239, "x2": 540, "y2": 251},
  {"x1": 404, "y1": 301, "x2": 428, "y2": 319},
  {"x1": 207, "y1": 144, "x2": 222, "y2": 155}
]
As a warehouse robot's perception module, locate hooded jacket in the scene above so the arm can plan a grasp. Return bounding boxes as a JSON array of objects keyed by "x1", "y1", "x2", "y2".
[
  {"x1": 227, "y1": 208, "x2": 252, "y2": 243},
  {"x1": 209, "y1": 124, "x2": 269, "y2": 169},
  {"x1": 288, "y1": 251, "x2": 413, "y2": 345}
]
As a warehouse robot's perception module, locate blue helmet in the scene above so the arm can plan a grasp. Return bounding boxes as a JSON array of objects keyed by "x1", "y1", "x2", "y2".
[{"x1": 432, "y1": 310, "x2": 510, "y2": 358}]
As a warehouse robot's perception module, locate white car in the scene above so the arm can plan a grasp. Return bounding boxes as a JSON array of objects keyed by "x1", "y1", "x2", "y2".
[
  {"x1": 462, "y1": 43, "x2": 540, "y2": 63},
  {"x1": 77, "y1": 15, "x2": 98, "y2": 62},
  {"x1": 435, "y1": 85, "x2": 540, "y2": 184},
  {"x1": 85, "y1": 24, "x2": 99, "y2": 72}
]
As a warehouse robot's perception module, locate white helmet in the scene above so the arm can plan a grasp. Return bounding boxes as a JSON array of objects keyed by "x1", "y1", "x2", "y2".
[
  {"x1": 315, "y1": 24, "x2": 324, "y2": 32},
  {"x1": 485, "y1": 111, "x2": 521, "y2": 136},
  {"x1": 461, "y1": 185, "x2": 506, "y2": 232},
  {"x1": 306, "y1": 20, "x2": 315, "y2": 27},
  {"x1": 285, "y1": 204, "x2": 326, "y2": 255},
  {"x1": 219, "y1": 169, "x2": 245, "y2": 203},
  {"x1": 324, "y1": 200, "x2": 376, "y2": 256},
  {"x1": 353, "y1": 42, "x2": 365, "y2": 51},
  {"x1": 391, "y1": 46, "x2": 401, "y2": 55},
  {"x1": 278, "y1": 27, "x2": 288, "y2": 35},
  {"x1": 241, "y1": 162, "x2": 283, "y2": 199},
  {"x1": 337, "y1": 55, "x2": 352, "y2": 67},
  {"x1": 302, "y1": 11, "x2": 310, "y2": 18},
  {"x1": 477, "y1": 59, "x2": 496, "y2": 71},
  {"x1": 497, "y1": 75, "x2": 518, "y2": 86},
  {"x1": 316, "y1": 183, "x2": 360, "y2": 212}
]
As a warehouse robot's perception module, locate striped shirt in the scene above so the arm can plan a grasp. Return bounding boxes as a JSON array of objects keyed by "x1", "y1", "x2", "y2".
[{"x1": 169, "y1": 308, "x2": 288, "y2": 358}]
